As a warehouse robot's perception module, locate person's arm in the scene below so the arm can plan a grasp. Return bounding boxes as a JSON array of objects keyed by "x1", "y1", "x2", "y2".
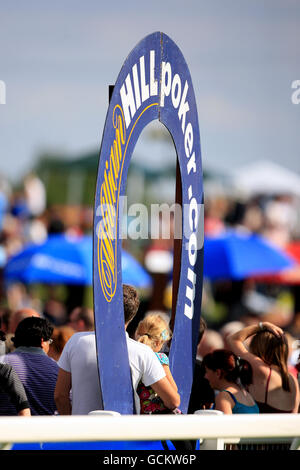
[
  {"x1": 163, "y1": 364, "x2": 178, "y2": 392},
  {"x1": 155, "y1": 353, "x2": 178, "y2": 392},
  {"x1": 290, "y1": 373, "x2": 300, "y2": 413},
  {"x1": 0, "y1": 364, "x2": 31, "y2": 416},
  {"x1": 151, "y1": 376, "x2": 180, "y2": 410},
  {"x1": 18, "y1": 408, "x2": 31, "y2": 416},
  {"x1": 54, "y1": 368, "x2": 72, "y2": 415},
  {"x1": 227, "y1": 321, "x2": 283, "y2": 357}
]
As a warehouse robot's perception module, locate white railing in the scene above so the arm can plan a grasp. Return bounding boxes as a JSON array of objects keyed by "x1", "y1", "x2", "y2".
[{"x1": 0, "y1": 413, "x2": 300, "y2": 450}]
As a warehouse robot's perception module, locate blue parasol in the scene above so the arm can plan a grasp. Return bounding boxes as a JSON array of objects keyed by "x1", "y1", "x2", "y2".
[
  {"x1": 203, "y1": 230, "x2": 295, "y2": 280},
  {"x1": 4, "y1": 234, "x2": 152, "y2": 289}
]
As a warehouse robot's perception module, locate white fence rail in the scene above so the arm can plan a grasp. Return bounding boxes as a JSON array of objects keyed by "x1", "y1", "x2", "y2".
[{"x1": 0, "y1": 414, "x2": 300, "y2": 450}]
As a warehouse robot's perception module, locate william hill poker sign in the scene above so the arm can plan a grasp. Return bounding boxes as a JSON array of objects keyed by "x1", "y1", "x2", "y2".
[{"x1": 93, "y1": 32, "x2": 204, "y2": 414}]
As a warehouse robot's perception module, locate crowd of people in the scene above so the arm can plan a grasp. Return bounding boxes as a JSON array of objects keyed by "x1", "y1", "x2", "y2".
[
  {"x1": 0, "y1": 171, "x2": 300, "y2": 452},
  {"x1": 0, "y1": 287, "x2": 299, "y2": 420},
  {"x1": 0, "y1": 286, "x2": 183, "y2": 418}
]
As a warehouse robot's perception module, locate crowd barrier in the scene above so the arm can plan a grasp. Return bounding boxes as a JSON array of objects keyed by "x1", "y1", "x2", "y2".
[{"x1": 0, "y1": 411, "x2": 300, "y2": 451}]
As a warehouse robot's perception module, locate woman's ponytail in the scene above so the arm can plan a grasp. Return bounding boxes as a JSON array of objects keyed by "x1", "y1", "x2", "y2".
[
  {"x1": 203, "y1": 349, "x2": 254, "y2": 387},
  {"x1": 137, "y1": 333, "x2": 154, "y2": 349},
  {"x1": 237, "y1": 357, "x2": 253, "y2": 387}
]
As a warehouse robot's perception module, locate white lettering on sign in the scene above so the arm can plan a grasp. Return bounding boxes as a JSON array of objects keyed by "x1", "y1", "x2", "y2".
[
  {"x1": 160, "y1": 60, "x2": 203, "y2": 320},
  {"x1": 119, "y1": 50, "x2": 203, "y2": 321},
  {"x1": 120, "y1": 50, "x2": 158, "y2": 128},
  {"x1": 184, "y1": 184, "x2": 201, "y2": 320}
]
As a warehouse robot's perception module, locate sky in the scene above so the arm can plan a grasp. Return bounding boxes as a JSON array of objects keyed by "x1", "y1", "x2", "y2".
[{"x1": 0, "y1": 0, "x2": 300, "y2": 184}]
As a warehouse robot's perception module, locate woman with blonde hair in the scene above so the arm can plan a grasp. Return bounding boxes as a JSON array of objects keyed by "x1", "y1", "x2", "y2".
[
  {"x1": 227, "y1": 321, "x2": 299, "y2": 413},
  {"x1": 135, "y1": 312, "x2": 180, "y2": 414}
]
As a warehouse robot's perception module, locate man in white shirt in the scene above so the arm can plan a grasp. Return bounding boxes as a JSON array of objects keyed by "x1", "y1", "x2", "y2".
[{"x1": 55, "y1": 285, "x2": 180, "y2": 415}]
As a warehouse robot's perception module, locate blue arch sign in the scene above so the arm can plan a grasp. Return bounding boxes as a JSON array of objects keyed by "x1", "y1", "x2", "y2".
[{"x1": 93, "y1": 32, "x2": 204, "y2": 414}]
